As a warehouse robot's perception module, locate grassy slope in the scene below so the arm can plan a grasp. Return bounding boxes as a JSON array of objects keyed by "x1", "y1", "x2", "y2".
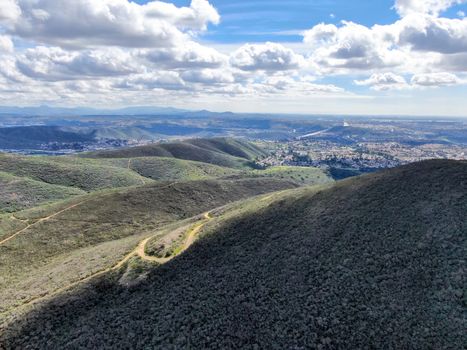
[
  {"x1": 3, "y1": 160, "x2": 464, "y2": 349},
  {"x1": 0, "y1": 214, "x2": 28, "y2": 241},
  {"x1": 0, "y1": 153, "x2": 149, "y2": 191},
  {"x1": 81, "y1": 138, "x2": 334, "y2": 185},
  {"x1": 105, "y1": 157, "x2": 240, "y2": 182},
  {"x1": 0, "y1": 172, "x2": 85, "y2": 213},
  {"x1": 251, "y1": 166, "x2": 332, "y2": 186},
  {"x1": 1, "y1": 147, "x2": 328, "y2": 214},
  {"x1": 184, "y1": 138, "x2": 268, "y2": 160},
  {"x1": 101, "y1": 159, "x2": 333, "y2": 186},
  {"x1": 0, "y1": 178, "x2": 298, "y2": 315},
  {"x1": 82, "y1": 138, "x2": 264, "y2": 169}
]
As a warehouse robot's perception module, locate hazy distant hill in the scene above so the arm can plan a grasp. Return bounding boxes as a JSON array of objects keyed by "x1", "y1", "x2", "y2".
[
  {"x1": 0, "y1": 105, "x2": 187, "y2": 116},
  {"x1": 3, "y1": 160, "x2": 464, "y2": 348},
  {"x1": 0, "y1": 126, "x2": 95, "y2": 149}
]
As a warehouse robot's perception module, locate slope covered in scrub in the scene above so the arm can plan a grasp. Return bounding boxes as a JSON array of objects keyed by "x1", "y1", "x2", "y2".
[
  {"x1": 0, "y1": 172, "x2": 85, "y2": 213},
  {"x1": 0, "y1": 177, "x2": 298, "y2": 316},
  {"x1": 183, "y1": 138, "x2": 267, "y2": 160},
  {"x1": 112, "y1": 157, "x2": 240, "y2": 181},
  {"x1": 0, "y1": 153, "x2": 149, "y2": 191},
  {"x1": 82, "y1": 138, "x2": 264, "y2": 169},
  {"x1": 2, "y1": 160, "x2": 465, "y2": 349}
]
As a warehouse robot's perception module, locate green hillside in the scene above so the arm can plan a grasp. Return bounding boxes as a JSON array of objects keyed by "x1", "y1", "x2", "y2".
[
  {"x1": 184, "y1": 138, "x2": 268, "y2": 160},
  {"x1": 83, "y1": 138, "x2": 264, "y2": 169},
  {"x1": 0, "y1": 153, "x2": 149, "y2": 191},
  {"x1": 2, "y1": 160, "x2": 464, "y2": 348},
  {"x1": 100, "y1": 158, "x2": 332, "y2": 186},
  {"x1": 0, "y1": 178, "x2": 298, "y2": 315},
  {"x1": 113, "y1": 157, "x2": 240, "y2": 181},
  {"x1": 252, "y1": 166, "x2": 332, "y2": 185},
  {"x1": 0, "y1": 172, "x2": 85, "y2": 213},
  {"x1": 0, "y1": 139, "x2": 330, "y2": 216}
]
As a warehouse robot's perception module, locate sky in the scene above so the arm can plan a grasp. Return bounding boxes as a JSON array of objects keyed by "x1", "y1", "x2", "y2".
[{"x1": 1, "y1": 0, "x2": 467, "y2": 116}]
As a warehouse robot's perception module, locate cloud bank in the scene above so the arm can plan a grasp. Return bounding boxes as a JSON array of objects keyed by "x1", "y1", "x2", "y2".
[{"x1": 0, "y1": 0, "x2": 466, "y2": 112}]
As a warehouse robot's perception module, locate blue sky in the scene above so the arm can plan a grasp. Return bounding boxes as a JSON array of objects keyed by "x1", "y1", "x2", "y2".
[
  {"x1": 135, "y1": 0, "x2": 400, "y2": 43},
  {"x1": 134, "y1": 0, "x2": 466, "y2": 43},
  {"x1": 0, "y1": 0, "x2": 467, "y2": 116}
]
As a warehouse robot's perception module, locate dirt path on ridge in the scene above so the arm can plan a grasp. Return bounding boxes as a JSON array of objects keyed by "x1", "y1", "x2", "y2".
[
  {"x1": 0, "y1": 209, "x2": 213, "y2": 319},
  {"x1": 0, "y1": 200, "x2": 89, "y2": 246}
]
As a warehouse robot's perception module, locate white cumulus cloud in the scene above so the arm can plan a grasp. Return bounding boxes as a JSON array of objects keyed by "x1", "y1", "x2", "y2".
[
  {"x1": 144, "y1": 0, "x2": 220, "y2": 31},
  {"x1": 0, "y1": 0, "x2": 21, "y2": 24},
  {"x1": 181, "y1": 69, "x2": 234, "y2": 84},
  {"x1": 230, "y1": 42, "x2": 304, "y2": 71},
  {"x1": 395, "y1": 15, "x2": 467, "y2": 54},
  {"x1": 304, "y1": 21, "x2": 404, "y2": 72},
  {"x1": 411, "y1": 72, "x2": 461, "y2": 86},
  {"x1": 394, "y1": 0, "x2": 467, "y2": 17},
  {"x1": 16, "y1": 47, "x2": 139, "y2": 81},
  {"x1": 2, "y1": 0, "x2": 219, "y2": 48},
  {"x1": 355, "y1": 73, "x2": 408, "y2": 90},
  {"x1": 144, "y1": 42, "x2": 227, "y2": 69}
]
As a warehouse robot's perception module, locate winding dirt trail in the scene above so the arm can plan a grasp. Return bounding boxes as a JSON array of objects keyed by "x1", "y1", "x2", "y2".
[
  {"x1": 0, "y1": 200, "x2": 89, "y2": 246},
  {"x1": 116, "y1": 211, "x2": 212, "y2": 267},
  {"x1": 0, "y1": 210, "x2": 213, "y2": 318},
  {"x1": 136, "y1": 212, "x2": 212, "y2": 264},
  {"x1": 261, "y1": 191, "x2": 284, "y2": 202},
  {"x1": 1, "y1": 181, "x2": 178, "y2": 247}
]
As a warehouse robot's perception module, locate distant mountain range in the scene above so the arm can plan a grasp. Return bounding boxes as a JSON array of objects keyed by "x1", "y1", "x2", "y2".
[
  {"x1": 0, "y1": 105, "x2": 188, "y2": 116},
  {"x1": 0, "y1": 105, "x2": 349, "y2": 120}
]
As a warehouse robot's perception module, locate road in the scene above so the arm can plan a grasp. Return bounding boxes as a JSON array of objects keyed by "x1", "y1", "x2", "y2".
[{"x1": 297, "y1": 127, "x2": 332, "y2": 140}]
